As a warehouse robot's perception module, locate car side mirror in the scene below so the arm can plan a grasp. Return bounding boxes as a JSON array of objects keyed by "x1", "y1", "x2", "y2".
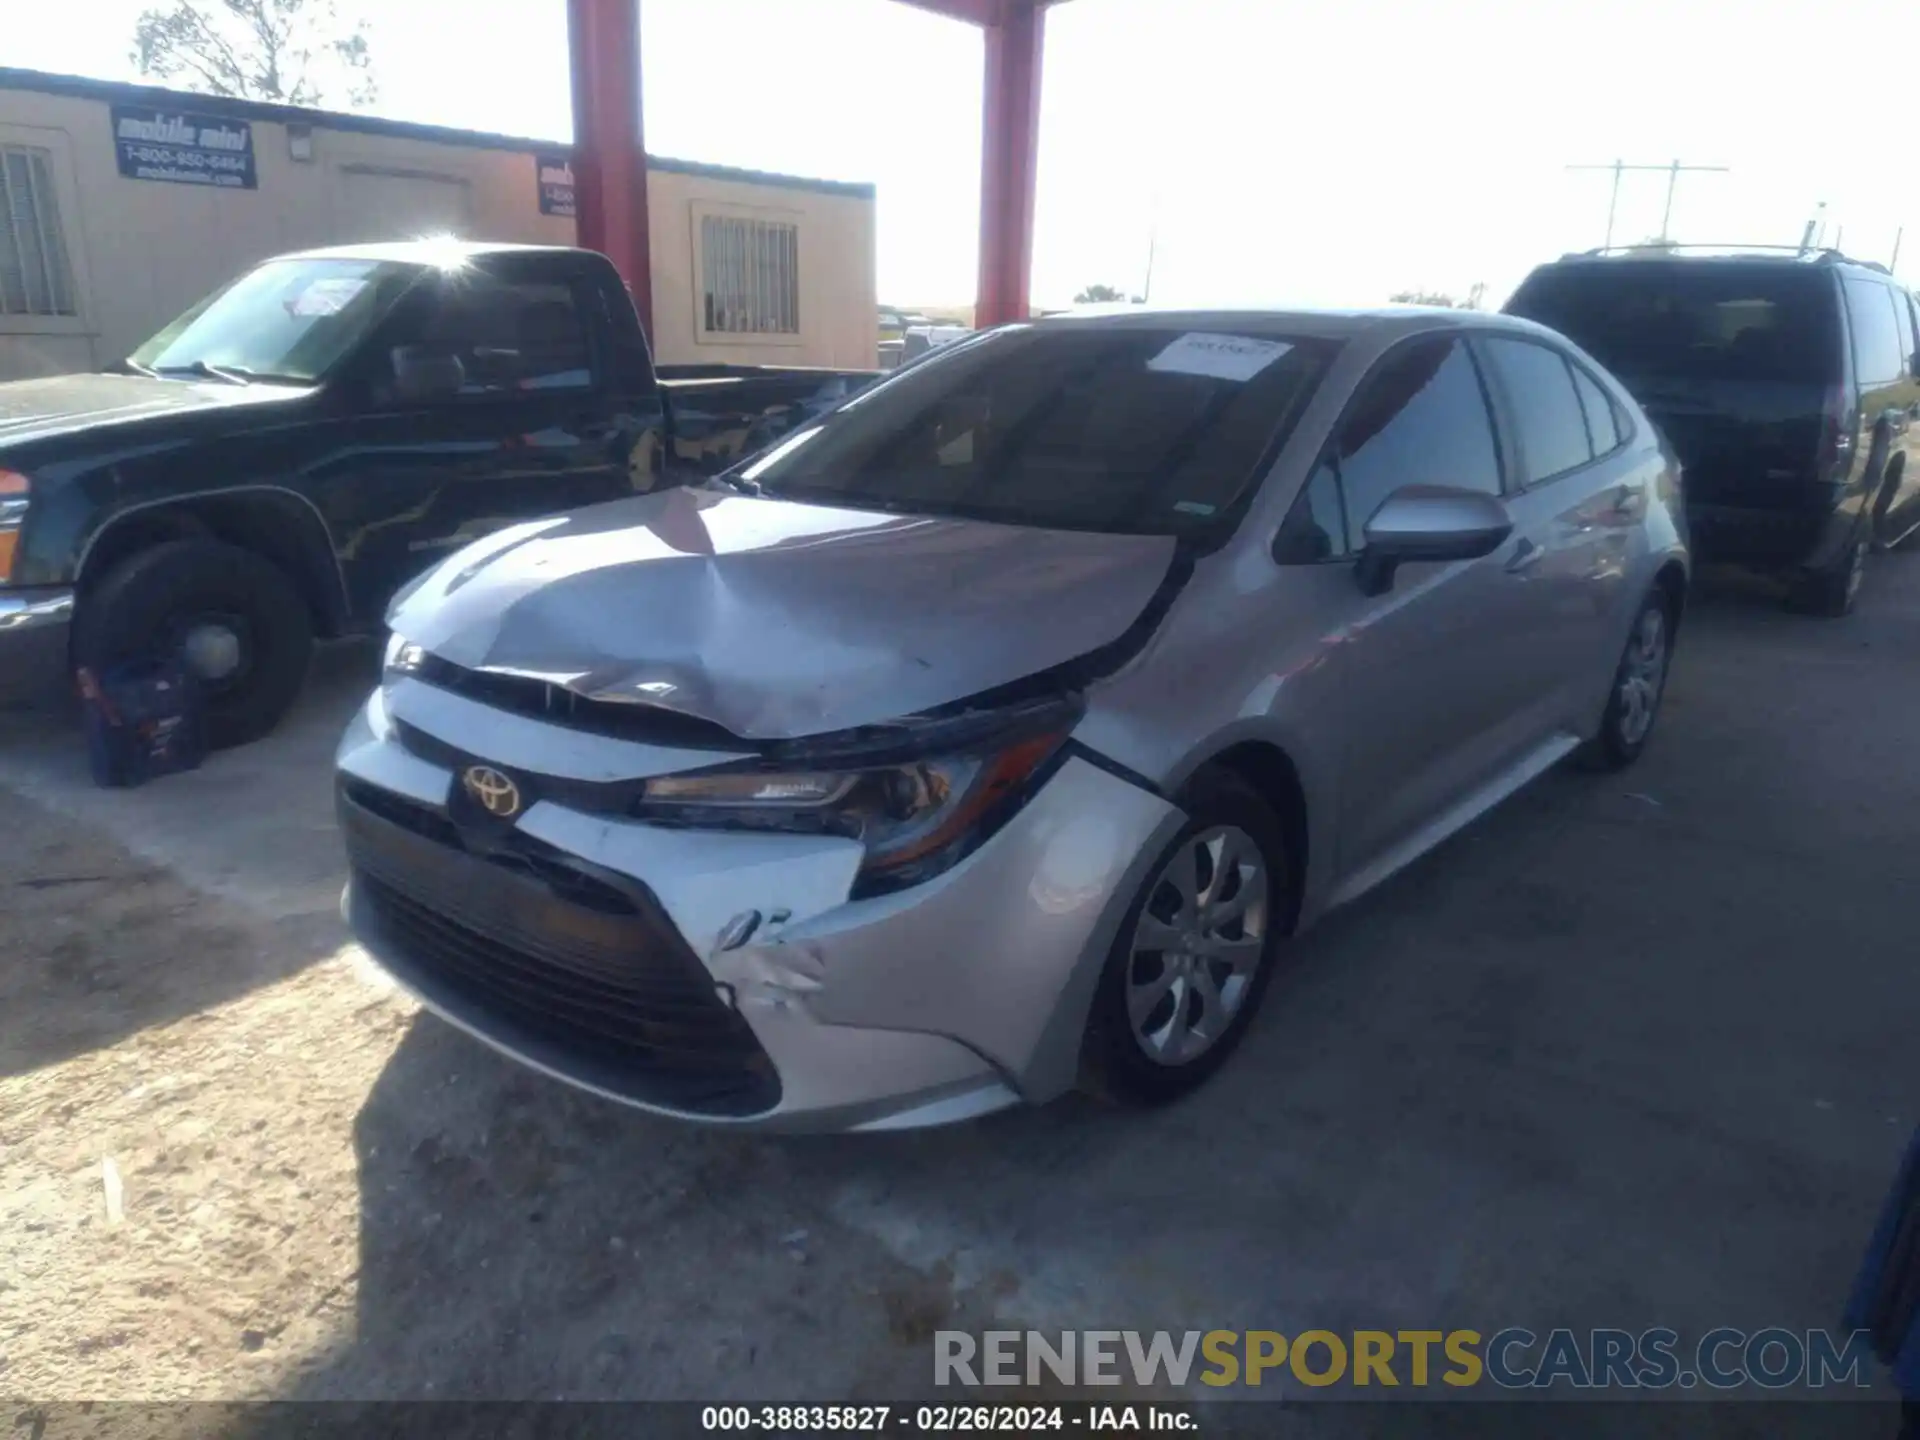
[
  {"x1": 390, "y1": 344, "x2": 464, "y2": 403},
  {"x1": 1354, "y1": 485, "x2": 1514, "y2": 596}
]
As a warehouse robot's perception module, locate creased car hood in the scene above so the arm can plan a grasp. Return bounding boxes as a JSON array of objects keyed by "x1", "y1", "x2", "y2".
[
  {"x1": 389, "y1": 487, "x2": 1179, "y2": 741},
  {"x1": 0, "y1": 372, "x2": 300, "y2": 449}
]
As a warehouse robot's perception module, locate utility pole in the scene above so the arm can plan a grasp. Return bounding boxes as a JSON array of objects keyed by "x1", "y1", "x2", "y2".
[
  {"x1": 1568, "y1": 159, "x2": 1730, "y2": 248},
  {"x1": 1892, "y1": 227, "x2": 1903, "y2": 273}
]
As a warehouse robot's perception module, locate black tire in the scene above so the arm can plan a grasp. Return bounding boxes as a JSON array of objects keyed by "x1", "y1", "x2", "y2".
[
  {"x1": 1080, "y1": 768, "x2": 1293, "y2": 1107},
  {"x1": 74, "y1": 538, "x2": 313, "y2": 750},
  {"x1": 1787, "y1": 530, "x2": 1867, "y2": 618},
  {"x1": 1575, "y1": 587, "x2": 1674, "y2": 772}
]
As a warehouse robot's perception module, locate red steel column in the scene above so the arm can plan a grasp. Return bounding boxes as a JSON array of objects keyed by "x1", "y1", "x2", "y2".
[
  {"x1": 974, "y1": 0, "x2": 1046, "y2": 328},
  {"x1": 567, "y1": 0, "x2": 653, "y2": 342}
]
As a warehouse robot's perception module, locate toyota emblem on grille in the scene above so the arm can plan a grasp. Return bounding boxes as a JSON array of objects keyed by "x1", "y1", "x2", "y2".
[{"x1": 462, "y1": 765, "x2": 522, "y2": 819}]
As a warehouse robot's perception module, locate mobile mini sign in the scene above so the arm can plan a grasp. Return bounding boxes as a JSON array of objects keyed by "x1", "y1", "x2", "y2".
[
  {"x1": 536, "y1": 154, "x2": 575, "y2": 218},
  {"x1": 111, "y1": 106, "x2": 257, "y2": 190}
]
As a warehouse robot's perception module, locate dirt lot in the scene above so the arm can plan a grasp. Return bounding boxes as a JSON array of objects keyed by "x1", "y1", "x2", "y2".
[{"x1": 4, "y1": 565, "x2": 1919, "y2": 1414}]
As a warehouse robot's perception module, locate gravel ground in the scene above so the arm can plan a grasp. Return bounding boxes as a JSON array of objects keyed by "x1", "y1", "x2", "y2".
[
  {"x1": 0, "y1": 793, "x2": 1035, "y2": 1404},
  {"x1": 0, "y1": 796, "x2": 406, "y2": 1398},
  {"x1": 4, "y1": 564, "x2": 1920, "y2": 1423}
]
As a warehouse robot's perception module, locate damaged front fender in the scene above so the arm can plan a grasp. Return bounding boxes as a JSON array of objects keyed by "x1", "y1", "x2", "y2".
[{"x1": 706, "y1": 754, "x2": 1184, "y2": 1105}]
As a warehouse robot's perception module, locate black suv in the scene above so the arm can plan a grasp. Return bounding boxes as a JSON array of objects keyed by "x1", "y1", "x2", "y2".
[{"x1": 1505, "y1": 248, "x2": 1920, "y2": 615}]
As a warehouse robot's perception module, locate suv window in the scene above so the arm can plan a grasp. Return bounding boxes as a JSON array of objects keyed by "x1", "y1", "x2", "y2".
[
  {"x1": 1843, "y1": 278, "x2": 1905, "y2": 386},
  {"x1": 417, "y1": 275, "x2": 595, "y2": 394},
  {"x1": 1283, "y1": 336, "x2": 1501, "y2": 557},
  {"x1": 1889, "y1": 287, "x2": 1919, "y2": 377},
  {"x1": 1505, "y1": 263, "x2": 1840, "y2": 385},
  {"x1": 1483, "y1": 337, "x2": 1593, "y2": 483}
]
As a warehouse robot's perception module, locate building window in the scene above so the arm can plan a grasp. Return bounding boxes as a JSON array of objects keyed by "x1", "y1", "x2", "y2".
[
  {"x1": 0, "y1": 145, "x2": 77, "y2": 318},
  {"x1": 700, "y1": 213, "x2": 798, "y2": 335}
]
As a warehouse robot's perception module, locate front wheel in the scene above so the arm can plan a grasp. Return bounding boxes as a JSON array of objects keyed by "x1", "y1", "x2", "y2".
[
  {"x1": 1575, "y1": 590, "x2": 1673, "y2": 772},
  {"x1": 1080, "y1": 769, "x2": 1292, "y2": 1106},
  {"x1": 74, "y1": 538, "x2": 313, "y2": 750}
]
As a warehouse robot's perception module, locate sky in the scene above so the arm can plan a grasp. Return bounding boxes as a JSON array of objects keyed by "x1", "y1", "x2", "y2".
[{"x1": 8, "y1": 0, "x2": 1914, "y2": 309}]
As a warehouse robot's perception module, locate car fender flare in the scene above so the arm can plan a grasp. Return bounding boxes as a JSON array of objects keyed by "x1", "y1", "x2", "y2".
[{"x1": 75, "y1": 484, "x2": 350, "y2": 632}]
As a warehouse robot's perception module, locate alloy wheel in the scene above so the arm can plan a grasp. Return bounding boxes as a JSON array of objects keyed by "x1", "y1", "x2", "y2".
[
  {"x1": 1616, "y1": 605, "x2": 1668, "y2": 748},
  {"x1": 1126, "y1": 825, "x2": 1269, "y2": 1067}
]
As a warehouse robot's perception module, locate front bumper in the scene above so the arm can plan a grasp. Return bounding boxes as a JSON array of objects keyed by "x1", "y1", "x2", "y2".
[
  {"x1": 0, "y1": 587, "x2": 74, "y2": 708},
  {"x1": 336, "y1": 679, "x2": 1181, "y2": 1132}
]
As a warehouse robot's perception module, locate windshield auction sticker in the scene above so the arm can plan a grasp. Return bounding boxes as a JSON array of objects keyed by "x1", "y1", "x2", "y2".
[{"x1": 1146, "y1": 332, "x2": 1293, "y2": 383}]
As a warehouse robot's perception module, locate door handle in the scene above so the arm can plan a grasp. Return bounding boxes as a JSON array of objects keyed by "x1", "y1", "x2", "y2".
[{"x1": 1505, "y1": 537, "x2": 1544, "y2": 574}]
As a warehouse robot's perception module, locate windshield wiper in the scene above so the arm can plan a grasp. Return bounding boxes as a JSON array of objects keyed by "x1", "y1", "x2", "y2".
[
  {"x1": 704, "y1": 470, "x2": 764, "y2": 497},
  {"x1": 155, "y1": 359, "x2": 254, "y2": 386},
  {"x1": 117, "y1": 358, "x2": 161, "y2": 378}
]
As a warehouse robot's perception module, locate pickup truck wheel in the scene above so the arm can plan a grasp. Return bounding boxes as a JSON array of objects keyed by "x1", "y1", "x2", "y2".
[
  {"x1": 1788, "y1": 532, "x2": 1867, "y2": 618},
  {"x1": 75, "y1": 539, "x2": 313, "y2": 750}
]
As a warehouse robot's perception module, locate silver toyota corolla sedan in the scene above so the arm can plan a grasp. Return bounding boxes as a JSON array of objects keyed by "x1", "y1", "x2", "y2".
[{"x1": 337, "y1": 307, "x2": 1687, "y2": 1132}]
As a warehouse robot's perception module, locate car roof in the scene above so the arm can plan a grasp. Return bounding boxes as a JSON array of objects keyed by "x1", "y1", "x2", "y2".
[
  {"x1": 1527, "y1": 247, "x2": 1893, "y2": 281},
  {"x1": 1033, "y1": 304, "x2": 1545, "y2": 343},
  {"x1": 273, "y1": 239, "x2": 581, "y2": 266}
]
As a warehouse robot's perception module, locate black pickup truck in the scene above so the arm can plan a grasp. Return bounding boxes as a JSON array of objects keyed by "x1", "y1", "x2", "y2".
[{"x1": 0, "y1": 240, "x2": 873, "y2": 746}]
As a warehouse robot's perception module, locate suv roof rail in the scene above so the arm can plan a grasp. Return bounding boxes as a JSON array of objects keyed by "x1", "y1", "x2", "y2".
[{"x1": 1559, "y1": 243, "x2": 1891, "y2": 273}]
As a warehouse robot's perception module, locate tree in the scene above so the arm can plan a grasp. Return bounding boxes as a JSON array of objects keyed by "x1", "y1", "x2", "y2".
[
  {"x1": 133, "y1": 0, "x2": 376, "y2": 108},
  {"x1": 1390, "y1": 289, "x2": 1461, "y2": 307},
  {"x1": 1074, "y1": 283, "x2": 1126, "y2": 304}
]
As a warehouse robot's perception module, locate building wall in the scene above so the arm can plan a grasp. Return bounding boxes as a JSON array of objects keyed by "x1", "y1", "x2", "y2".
[{"x1": 0, "y1": 77, "x2": 876, "y2": 381}]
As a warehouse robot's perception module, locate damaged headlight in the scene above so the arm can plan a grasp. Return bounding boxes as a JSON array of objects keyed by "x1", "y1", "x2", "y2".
[{"x1": 635, "y1": 716, "x2": 1075, "y2": 892}]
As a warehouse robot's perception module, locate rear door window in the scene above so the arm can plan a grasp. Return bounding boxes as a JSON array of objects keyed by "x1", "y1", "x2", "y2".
[
  {"x1": 1505, "y1": 263, "x2": 1840, "y2": 385},
  {"x1": 1843, "y1": 278, "x2": 1905, "y2": 386},
  {"x1": 1482, "y1": 337, "x2": 1594, "y2": 483}
]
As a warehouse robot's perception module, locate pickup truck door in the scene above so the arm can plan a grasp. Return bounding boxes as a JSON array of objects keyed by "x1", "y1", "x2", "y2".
[{"x1": 309, "y1": 258, "x2": 662, "y2": 624}]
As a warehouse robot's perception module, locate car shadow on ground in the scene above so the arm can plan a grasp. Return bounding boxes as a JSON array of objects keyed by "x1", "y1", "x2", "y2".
[{"x1": 0, "y1": 640, "x2": 378, "y2": 1076}]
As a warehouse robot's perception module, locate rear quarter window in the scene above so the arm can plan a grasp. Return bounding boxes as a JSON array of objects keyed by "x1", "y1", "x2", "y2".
[
  {"x1": 1505, "y1": 263, "x2": 1840, "y2": 386},
  {"x1": 1844, "y1": 278, "x2": 1908, "y2": 385}
]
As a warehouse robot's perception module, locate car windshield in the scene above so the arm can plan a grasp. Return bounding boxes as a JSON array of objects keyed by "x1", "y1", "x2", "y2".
[
  {"x1": 731, "y1": 323, "x2": 1337, "y2": 538},
  {"x1": 1505, "y1": 263, "x2": 1840, "y2": 385},
  {"x1": 128, "y1": 257, "x2": 424, "y2": 383}
]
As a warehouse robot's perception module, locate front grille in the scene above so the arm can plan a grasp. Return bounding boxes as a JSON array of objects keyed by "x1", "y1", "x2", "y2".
[
  {"x1": 341, "y1": 786, "x2": 779, "y2": 1117},
  {"x1": 415, "y1": 654, "x2": 746, "y2": 750},
  {"x1": 340, "y1": 776, "x2": 461, "y2": 848}
]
